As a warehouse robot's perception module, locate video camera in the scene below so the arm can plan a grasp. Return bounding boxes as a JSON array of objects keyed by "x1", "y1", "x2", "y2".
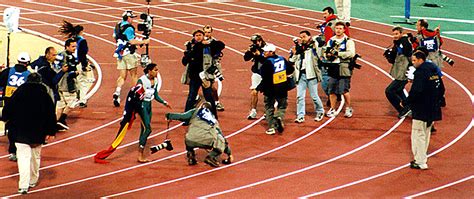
[
  {"x1": 137, "y1": 12, "x2": 153, "y2": 38},
  {"x1": 207, "y1": 65, "x2": 224, "y2": 81}
]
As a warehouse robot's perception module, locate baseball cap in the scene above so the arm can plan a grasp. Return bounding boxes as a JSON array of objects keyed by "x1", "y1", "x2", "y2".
[
  {"x1": 262, "y1": 43, "x2": 276, "y2": 52},
  {"x1": 122, "y1": 10, "x2": 137, "y2": 18},
  {"x1": 17, "y1": 52, "x2": 30, "y2": 63}
]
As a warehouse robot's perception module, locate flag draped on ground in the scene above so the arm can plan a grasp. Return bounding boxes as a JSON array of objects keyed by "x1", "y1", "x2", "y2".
[{"x1": 94, "y1": 85, "x2": 145, "y2": 164}]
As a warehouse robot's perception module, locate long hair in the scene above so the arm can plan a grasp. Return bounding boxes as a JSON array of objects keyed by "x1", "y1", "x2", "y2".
[{"x1": 58, "y1": 20, "x2": 84, "y2": 38}]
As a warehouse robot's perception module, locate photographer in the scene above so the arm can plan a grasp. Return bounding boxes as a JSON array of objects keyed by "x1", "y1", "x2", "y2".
[
  {"x1": 54, "y1": 38, "x2": 79, "y2": 131},
  {"x1": 323, "y1": 22, "x2": 355, "y2": 118},
  {"x1": 203, "y1": 25, "x2": 226, "y2": 111},
  {"x1": 289, "y1": 30, "x2": 325, "y2": 123},
  {"x1": 257, "y1": 43, "x2": 294, "y2": 135},
  {"x1": 182, "y1": 29, "x2": 218, "y2": 119},
  {"x1": 243, "y1": 33, "x2": 266, "y2": 119},
  {"x1": 112, "y1": 10, "x2": 150, "y2": 107},
  {"x1": 384, "y1": 27, "x2": 412, "y2": 117}
]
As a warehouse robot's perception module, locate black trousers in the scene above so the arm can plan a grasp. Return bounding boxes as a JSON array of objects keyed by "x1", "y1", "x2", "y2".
[
  {"x1": 385, "y1": 80, "x2": 408, "y2": 113},
  {"x1": 184, "y1": 78, "x2": 217, "y2": 118}
]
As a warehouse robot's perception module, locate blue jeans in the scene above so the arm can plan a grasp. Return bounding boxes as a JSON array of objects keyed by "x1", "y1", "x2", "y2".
[{"x1": 296, "y1": 73, "x2": 324, "y2": 117}]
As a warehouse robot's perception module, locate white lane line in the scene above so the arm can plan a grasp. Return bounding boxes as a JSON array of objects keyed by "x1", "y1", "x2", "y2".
[
  {"x1": 0, "y1": 2, "x2": 266, "y2": 196},
  {"x1": 301, "y1": 75, "x2": 474, "y2": 197},
  {"x1": 231, "y1": 2, "x2": 474, "y2": 60},
  {"x1": 200, "y1": 119, "x2": 404, "y2": 198},
  {"x1": 0, "y1": 16, "x2": 105, "y2": 159},
  {"x1": 4, "y1": 117, "x2": 265, "y2": 198},
  {"x1": 443, "y1": 31, "x2": 474, "y2": 35},
  {"x1": 390, "y1": 16, "x2": 474, "y2": 24},
  {"x1": 103, "y1": 100, "x2": 345, "y2": 198},
  {"x1": 212, "y1": 2, "x2": 474, "y2": 197},
  {"x1": 404, "y1": 175, "x2": 474, "y2": 198}
]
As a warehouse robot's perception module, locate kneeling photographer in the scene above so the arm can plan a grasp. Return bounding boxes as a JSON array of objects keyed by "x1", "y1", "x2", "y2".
[
  {"x1": 384, "y1": 27, "x2": 412, "y2": 117},
  {"x1": 322, "y1": 22, "x2": 356, "y2": 118},
  {"x1": 289, "y1": 30, "x2": 325, "y2": 123},
  {"x1": 243, "y1": 34, "x2": 266, "y2": 119},
  {"x1": 182, "y1": 29, "x2": 219, "y2": 119}
]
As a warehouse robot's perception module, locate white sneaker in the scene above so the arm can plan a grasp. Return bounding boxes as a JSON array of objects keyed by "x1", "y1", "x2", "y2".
[
  {"x1": 247, "y1": 109, "x2": 257, "y2": 120},
  {"x1": 314, "y1": 112, "x2": 324, "y2": 122},
  {"x1": 326, "y1": 108, "x2": 337, "y2": 117},
  {"x1": 265, "y1": 128, "x2": 276, "y2": 135},
  {"x1": 344, "y1": 107, "x2": 353, "y2": 118},
  {"x1": 294, "y1": 116, "x2": 305, "y2": 123}
]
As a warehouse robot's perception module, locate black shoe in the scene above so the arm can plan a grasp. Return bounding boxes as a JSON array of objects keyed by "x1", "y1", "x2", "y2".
[
  {"x1": 275, "y1": 117, "x2": 284, "y2": 133},
  {"x1": 398, "y1": 107, "x2": 411, "y2": 119},
  {"x1": 164, "y1": 140, "x2": 173, "y2": 151},
  {"x1": 113, "y1": 93, "x2": 120, "y2": 107},
  {"x1": 187, "y1": 151, "x2": 197, "y2": 166},
  {"x1": 56, "y1": 123, "x2": 67, "y2": 132},
  {"x1": 18, "y1": 188, "x2": 28, "y2": 195},
  {"x1": 221, "y1": 155, "x2": 233, "y2": 165},
  {"x1": 204, "y1": 156, "x2": 219, "y2": 167}
]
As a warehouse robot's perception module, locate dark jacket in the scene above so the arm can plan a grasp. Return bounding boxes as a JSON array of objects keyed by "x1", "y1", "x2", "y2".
[
  {"x1": 182, "y1": 40, "x2": 225, "y2": 81},
  {"x1": 2, "y1": 82, "x2": 56, "y2": 145},
  {"x1": 257, "y1": 55, "x2": 294, "y2": 97},
  {"x1": 244, "y1": 47, "x2": 265, "y2": 73},
  {"x1": 390, "y1": 36, "x2": 412, "y2": 80},
  {"x1": 406, "y1": 61, "x2": 442, "y2": 122},
  {"x1": 31, "y1": 56, "x2": 60, "y2": 102},
  {"x1": 75, "y1": 35, "x2": 89, "y2": 69}
]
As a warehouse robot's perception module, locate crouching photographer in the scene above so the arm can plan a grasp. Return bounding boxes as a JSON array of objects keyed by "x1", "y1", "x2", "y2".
[
  {"x1": 182, "y1": 29, "x2": 218, "y2": 119},
  {"x1": 322, "y1": 22, "x2": 356, "y2": 118},
  {"x1": 288, "y1": 30, "x2": 325, "y2": 123},
  {"x1": 384, "y1": 27, "x2": 412, "y2": 117},
  {"x1": 243, "y1": 33, "x2": 266, "y2": 119}
]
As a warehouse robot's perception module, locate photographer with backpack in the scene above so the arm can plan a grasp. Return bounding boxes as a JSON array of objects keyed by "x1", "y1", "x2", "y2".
[{"x1": 112, "y1": 10, "x2": 150, "y2": 107}]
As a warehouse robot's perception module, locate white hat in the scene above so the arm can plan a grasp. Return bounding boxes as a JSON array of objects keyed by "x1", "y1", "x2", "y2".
[
  {"x1": 17, "y1": 52, "x2": 30, "y2": 63},
  {"x1": 262, "y1": 43, "x2": 276, "y2": 52},
  {"x1": 122, "y1": 10, "x2": 137, "y2": 18}
]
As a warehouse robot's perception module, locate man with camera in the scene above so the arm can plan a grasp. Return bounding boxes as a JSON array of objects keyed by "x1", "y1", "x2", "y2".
[
  {"x1": 182, "y1": 29, "x2": 221, "y2": 118},
  {"x1": 112, "y1": 10, "x2": 150, "y2": 107},
  {"x1": 55, "y1": 38, "x2": 80, "y2": 131},
  {"x1": 289, "y1": 30, "x2": 325, "y2": 123},
  {"x1": 323, "y1": 22, "x2": 355, "y2": 118},
  {"x1": 384, "y1": 27, "x2": 412, "y2": 117},
  {"x1": 256, "y1": 44, "x2": 294, "y2": 135},
  {"x1": 243, "y1": 34, "x2": 266, "y2": 119},
  {"x1": 203, "y1": 25, "x2": 226, "y2": 112}
]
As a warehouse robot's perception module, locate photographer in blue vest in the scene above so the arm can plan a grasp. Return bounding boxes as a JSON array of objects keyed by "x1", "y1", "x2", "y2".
[
  {"x1": 0, "y1": 52, "x2": 32, "y2": 162},
  {"x1": 256, "y1": 43, "x2": 294, "y2": 135},
  {"x1": 112, "y1": 10, "x2": 150, "y2": 107}
]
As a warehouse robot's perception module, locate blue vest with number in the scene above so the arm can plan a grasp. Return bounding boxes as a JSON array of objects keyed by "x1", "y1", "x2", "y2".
[
  {"x1": 5, "y1": 67, "x2": 30, "y2": 97},
  {"x1": 268, "y1": 55, "x2": 287, "y2": 85},
  {"x1": 420, "y1": 36, "x2": 439, "y2": 52}
]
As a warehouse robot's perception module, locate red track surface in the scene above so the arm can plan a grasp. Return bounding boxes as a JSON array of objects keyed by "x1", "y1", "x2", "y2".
[{"x1": 0, "y1": 1, "x2": 472, "y2": 198}]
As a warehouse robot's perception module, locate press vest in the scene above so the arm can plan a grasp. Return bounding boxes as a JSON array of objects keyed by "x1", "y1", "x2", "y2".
[
  {"x1": 139, "y1": 75, "x2": 158, "y2": 102},
  {"x1": 5, "y1": 67, "x2": 30, "y2": 97}
]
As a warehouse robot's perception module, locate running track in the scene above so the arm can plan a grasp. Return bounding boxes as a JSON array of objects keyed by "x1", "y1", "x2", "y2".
[{"x1": 0, "y1": 1, "x2": 472, "y2": 198}]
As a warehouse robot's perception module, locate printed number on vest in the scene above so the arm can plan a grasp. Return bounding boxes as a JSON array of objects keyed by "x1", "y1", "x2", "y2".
[
  {"x1": 273, "y1": 60, "x2": 287, "y2": 84},
  {"x1": 421, "y1": 37, "x2": 438, "y2": 52}
]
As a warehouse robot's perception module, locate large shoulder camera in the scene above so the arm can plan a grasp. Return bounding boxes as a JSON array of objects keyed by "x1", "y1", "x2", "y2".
[{"x1": 137, "y1": 13, "x2": 153, "y2": 37}]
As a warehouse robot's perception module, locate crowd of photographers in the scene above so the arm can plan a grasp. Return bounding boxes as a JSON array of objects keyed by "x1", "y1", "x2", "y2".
[{"x1": 0, "y1": 3, "x2": 453, "y2": 193}]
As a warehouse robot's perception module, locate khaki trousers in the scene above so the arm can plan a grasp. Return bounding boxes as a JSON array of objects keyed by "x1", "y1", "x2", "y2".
[
  {"x1": 15, "y1": 143, "x2": 42, "y2": 189},
  {"x1": 411, "y1": 119, "x2": 432, "y2": 166}
]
